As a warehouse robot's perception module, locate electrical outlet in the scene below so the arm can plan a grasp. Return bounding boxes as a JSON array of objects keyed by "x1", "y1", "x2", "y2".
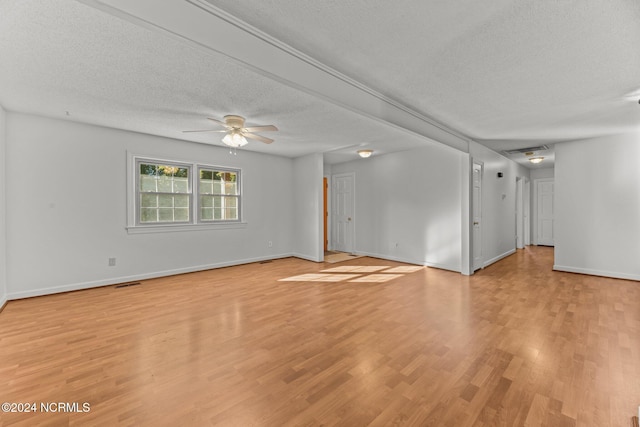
[
  {"x1": 108, "y1": 257, "x2": 116, "y2": 266},
  {"x1": 268, "y1": 241, "x2": 273, "y2": 248}
]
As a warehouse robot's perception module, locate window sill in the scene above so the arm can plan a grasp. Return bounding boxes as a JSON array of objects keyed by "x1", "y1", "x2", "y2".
[{"x1": 126, "y1": 222, "x2": 248, "y2": 234}]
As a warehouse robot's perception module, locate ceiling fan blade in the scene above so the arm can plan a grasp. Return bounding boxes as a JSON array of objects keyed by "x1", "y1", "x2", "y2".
[
  {"x1": 182, "y1": 129, "x2": 228, "y2": 133},
  {"x1": 243, "y1": 125, "x2": 278, "y2": 133},
  {"x1": 243, "y1": 132, "x2": 273, "y2": 144},
  {"x1": 207, "y1": 117, "x2": 230, "y2": 128}
]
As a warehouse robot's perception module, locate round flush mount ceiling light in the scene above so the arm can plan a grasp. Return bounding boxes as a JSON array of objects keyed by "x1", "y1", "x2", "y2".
[
  {"x1": 529, "y1": 157, "x2": 544, "y2": 164},
  {"x1": 357, "y1": 149, "x2": 373, "y2": 158}
]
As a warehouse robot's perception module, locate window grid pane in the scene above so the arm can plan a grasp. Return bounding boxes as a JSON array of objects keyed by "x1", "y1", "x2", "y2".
[
  {"x1": 138, "y1": 162, "x2": 191, "y2": 224},
  {"x1": 140, "y1": 163, "x2": 190, "y2": 194},
  {"x1": 199, "y1": 195, "x2": 239, "y2": 221},
  {"x1": 198, "y1": 167, "x2": 240, "y2": 222}
]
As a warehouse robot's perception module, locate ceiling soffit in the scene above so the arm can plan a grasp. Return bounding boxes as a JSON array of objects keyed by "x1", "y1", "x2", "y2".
[
  {"x1": 1, "y1": 0, "x2": 447, "y2": 162},
  {"x1": 200, "y1": 0, "x2": 640, "y2": 146}
]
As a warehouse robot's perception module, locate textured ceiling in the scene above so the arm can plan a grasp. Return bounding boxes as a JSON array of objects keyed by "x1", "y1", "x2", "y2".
[
  {"x1": 204, "y1": 0, "x2": 640, "y2": 145},
  {"x1": 0, "y1": 0, "x2": 432, "y2": 162},
  {"x1": 1, "y1": 0, "x2": 639, "y2": 168}
]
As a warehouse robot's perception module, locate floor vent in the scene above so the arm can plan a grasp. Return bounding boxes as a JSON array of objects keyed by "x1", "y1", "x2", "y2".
[{"x1": 115, "y1": 282, "x2": 141, "y2": 288}]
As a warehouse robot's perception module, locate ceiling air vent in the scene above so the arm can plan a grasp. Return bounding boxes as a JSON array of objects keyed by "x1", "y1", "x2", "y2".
[{"x1": 503, "y1": 145, "x2": 549, "y2": 155}]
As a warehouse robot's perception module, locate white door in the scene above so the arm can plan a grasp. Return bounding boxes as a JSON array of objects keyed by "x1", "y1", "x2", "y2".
[
  {"x1": 524, "y1": 178, "x2": 531, "y2": 246},
  {"x1": 472, "y1": 162, "x2": 483, "y2": 270},
  {"x1": 536, "y1": 179, "x2": 554, "y2": 246},
  {"x1": 516, "y1": 177, "x2": 523, "y2": 249},
  {"x1": 332, "y1": 173, "x2": 354, "y2": 253}
]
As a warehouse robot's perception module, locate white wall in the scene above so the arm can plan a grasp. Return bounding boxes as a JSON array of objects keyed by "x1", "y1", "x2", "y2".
[
  {"x1": 0, "y1": 105, "x2": 7, "y2": 309},
  {"x1": 530, "y1": 167, "x2": 554, "y2": 180},
  {"x1": 554, "y1": 133, "x2": 640, "y2": 281},
  {"x1": 332, "y1": 144, "x2": 465, "y2": 271},
  {"x1": 469, "y1": 142, "x2": 530, "y2": 267},
  {"x1": 292, "y1": 153, "x2": 323, "y2": 261},
  {"x1": 5, "y1": 113, "x2": 294, "y2": 299}
]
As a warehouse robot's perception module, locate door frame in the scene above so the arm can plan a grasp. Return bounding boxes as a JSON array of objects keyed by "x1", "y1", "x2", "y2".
[
  {"x1": 472, "y1": 161, "x2": 483, "y2": 271},
  {"x1": 516, "y1": 177, "x2": 524, "y2": 249},
  {"x1": 323, "y1": 177, "x2": 328, "y2": 252},
  {"x1": 523, "y1": 178, "x2": 531, "y2": 246},
  {"x1": 331, "y1": 172, "x2": 356, "y2": 253}
]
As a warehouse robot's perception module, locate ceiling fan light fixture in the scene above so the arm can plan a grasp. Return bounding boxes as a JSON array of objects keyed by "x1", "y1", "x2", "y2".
[
  {"x1": 222, "y1": 131, "x2": 248, "y2": 148},
  {"x1": 185, "y1": 115, "x2": 277, "y2": 146},
  {"x1": 529, "y1": 157, "x2": 544, "y2": 164},
  {"x1": 358, "y1": 149, "x2": 373, "y2": 158}
]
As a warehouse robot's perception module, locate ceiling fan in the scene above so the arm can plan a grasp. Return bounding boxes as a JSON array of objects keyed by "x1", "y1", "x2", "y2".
[{"x1": 183, "y1": 115, "x2": 278, "y2": 148}]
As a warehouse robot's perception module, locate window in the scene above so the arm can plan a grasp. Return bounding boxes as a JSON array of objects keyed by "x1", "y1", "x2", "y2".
[
  {"x1": 130, "y1": 155, "x2": 242, "y2": 230},
  {"x1": 198, "y1": 168, "x2": 240, "y2": 221},
  {"x1": 138, "y1": 161, "x2": 191, "y2": 224}
]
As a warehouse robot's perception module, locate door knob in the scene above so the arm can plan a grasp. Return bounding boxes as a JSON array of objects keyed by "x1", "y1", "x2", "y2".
[{"x1": 348, "y1": 217, "x2": 352, "y2": 221}]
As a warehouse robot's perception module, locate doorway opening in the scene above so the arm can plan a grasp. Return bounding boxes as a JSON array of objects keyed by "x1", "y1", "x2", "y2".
[
  {"x1": 323, "y1": 177, "x2": 328, "y2": 252},
  {"x1": 331, "y1": 172, "x2": 355, "y2": 254}
]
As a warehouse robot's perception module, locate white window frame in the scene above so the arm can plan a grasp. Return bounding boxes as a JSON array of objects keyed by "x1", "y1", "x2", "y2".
[
  {"x1": 197, "y1": 166, "x2": 242, "y2": 223},
  {"x1": 136, "y1": 158, "x2": 193, "y2": 226},
  {"x1": 126, "y1": 153, "x2": 246, "y2": 234}
]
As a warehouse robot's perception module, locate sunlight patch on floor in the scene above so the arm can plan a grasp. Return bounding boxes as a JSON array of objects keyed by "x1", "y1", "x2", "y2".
[
  {"x1": 279, "y1": 264, "x2": 423, "y2": 284},
  {"x1": 321, "y1": 266, "x2": 390, "y2": 273},
  {"x1": 382, "y1": 266, "x2": 424, "y2": 273},
  {"x1": 348, "y1": 274, "x2": 404, "y2": 283},
  {"x1": 278, "y1": 273, "x2": 361, "y2": 282}
]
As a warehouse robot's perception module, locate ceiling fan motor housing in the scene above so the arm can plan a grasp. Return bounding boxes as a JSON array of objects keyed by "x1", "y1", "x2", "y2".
[{"x1": 224, "y1": 115, "x2": 245, "y2": 129}]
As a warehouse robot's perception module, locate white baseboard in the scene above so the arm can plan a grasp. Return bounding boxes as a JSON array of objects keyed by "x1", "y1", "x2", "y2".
[
  {"x1": 425, "y1": 261, "x2": 462, "y2": 273},
  {"x1": 483, "y1": 249, "x2": 516, "y2": 269},
  {"x1": 0, "y1": 296, "x2": 7, "y2": 313},
  {"x1": 291, "y1": 252, "x2": 323, "y2": 263},
  {"x1": 356, "y1": 250, "x2": 461, "y2": 273},
  {"x1": 553, "y1": 265, "x2": 640, "y2": 282},
  {"x1": 7, "y1": 253, "x2": 294, "y2": 300}
]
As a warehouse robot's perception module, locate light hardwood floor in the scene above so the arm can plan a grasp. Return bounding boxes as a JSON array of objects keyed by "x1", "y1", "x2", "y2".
[{"x1": 1, "y1": 247, "x2": 639, "y2": 426}]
